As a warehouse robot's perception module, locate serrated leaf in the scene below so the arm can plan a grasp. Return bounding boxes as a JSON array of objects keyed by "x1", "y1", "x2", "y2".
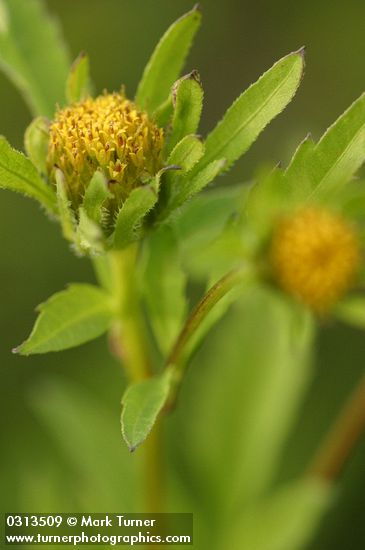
[
  {"x1": 82, "y1": 171, "x2": 112, "y2": 224},
  {"x1": 167, "y1": 134, "x2": 204, "y2": 174},
  {"x1": 24, "y1": 116, "x2": 49, "y2": 174},
  {"x1": 0, "y1": 0, "x2": 70, "y2": 116},
  {"x1": 66, "y1": 52, "x2": 92, "y2": 104},
  {"x1": 335, "y1": 296, "x2": 365, "y2": 329},
  {"x1": 135, "y1": 5, "x2": 201, "y2": 113},
  {"x1": 112, "y1": 183, "x2": 158, "y2": 249},
  {"x1": 143, "y1": 226, "x2": 187, "y2": 354},
  {"x1": 121, "y1": 370, "x2": 172, "y2": 451},
  {"x1": 308, "y1": 93, "x2": 365, "y2": 199},
  {"x1": 76, "y1": 208, "x2": 104, "y2": 253},
  {"x1": 152, "y1": 96, "x2": 173, "y2": 127},
  {"x1": 16, "y1": 284, "x2": 113, "y2": 355},
  {"x1": 194, "y1": 49, "x2": 305, "y2": 175},
  {"x1": 284, "y1": 134, "x2": 316, "y2": 200},
  {"x1": 169, "y1": 158, "x2": 226, "y2": 211},
  {"x1": 55, "y1": 169, "x2": 76, "y2": 241},
  {"x1": 0, "y1": 136, "x2": 57, "y2": 212},
  {"x1": 227, "y1": 479, "x2": 332, "y2": 550},
  {"x1": 168, "y1": 70, "x2": 204, "y2": 153}
]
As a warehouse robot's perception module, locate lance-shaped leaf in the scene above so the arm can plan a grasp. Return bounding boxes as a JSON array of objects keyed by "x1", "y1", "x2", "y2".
[
  {"x1": 308, "y1": 93, "x2": 365, "y2": 199},
  {"x1": 15, "y1": 284, "x2": 113, "y2": 355},
  {"x1": 24, "y1": 116, "x2": 49, "y2": 174},
  {"x1": 81, "y1": 171, "x2": 112, "y2": 224},
  {"x1": 0, "y1": 136, "x2": 57, "y2": 212},
  {"x1": 0, "y1": 0, "x2": 70, "y2": 116},
  {"x1": 76, "y1": 208, "x2": 105, "y2": 254},
  {"x1": 168, "y1": 70, "x2": 204, "y2": 153},
  {"x1": 135, "y1": 5, "x2": 201, "y2": 113},
  {"x1": 167, "y1": 134, "x2": 204, "y2": 175},
  {"x1": 194, "y1": 49, "x2": 305, "y2": 175},
  {"x1": 143, "y1": 226, "x2": 187, "y2": 354},
  {"x1": 121, "y1": 369, "x2": 173, "y2": 451},
  {"x1": 55, "y1": 169, "x2": 75, "y2": 241},
  {"x1": 112, "y1": 182, "x2": 158, "y2": 249},
  {"x1": 66, "y1": 52, "x2": 92, "y2": 104},
  {"x1": 169, "y1": 158, "x2": 226, "y2": 211},
  {"x1": 284, "y1": 134, "x2": 316, "y2": 200}
]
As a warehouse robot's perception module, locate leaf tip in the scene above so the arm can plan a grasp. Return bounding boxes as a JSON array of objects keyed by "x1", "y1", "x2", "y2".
[{"x1": 296, "y1": 45, "x2": 306, "y2": 59}]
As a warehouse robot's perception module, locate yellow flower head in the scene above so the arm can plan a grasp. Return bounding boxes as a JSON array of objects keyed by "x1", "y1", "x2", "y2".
[
  {"x1": 270, "y1": 206, "x2": 361, "y2": 312},
  {"x1": 47, "y1": 92, "x2": 164, "y2": 207}
]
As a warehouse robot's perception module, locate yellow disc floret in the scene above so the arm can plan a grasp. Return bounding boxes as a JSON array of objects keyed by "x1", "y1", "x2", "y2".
[
  {"x1": 270, "y1": 206, "x2": 361, "y2": 312},
  {"x1": 47, "y1": 92, "x2": 164, "y2": 208}
]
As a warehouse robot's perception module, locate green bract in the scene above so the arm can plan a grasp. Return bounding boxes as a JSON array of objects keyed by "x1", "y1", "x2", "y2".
[
  {"x1": 0, "y1": 0, "x2": 304, "y2": 256},
  {"x1": 2, "y1": 3, "x2": 365, "y2": 548}
]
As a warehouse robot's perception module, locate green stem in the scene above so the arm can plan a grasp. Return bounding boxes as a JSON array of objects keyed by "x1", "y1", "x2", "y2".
[
  {"x1": 165, "y1": 265, "x2": 252, "y2": 408},
  {"x1": 100, "y1": 246, "x2": 164, "y2": 521},
  {"x1": 308, "y1": 371, "x2": 365, "y2": 481},
  {"x1": 108, "y1": 245, "x2": 151, "y2": 382}
]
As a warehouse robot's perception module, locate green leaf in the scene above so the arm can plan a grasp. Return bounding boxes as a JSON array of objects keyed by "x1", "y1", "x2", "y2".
[
  {"x1": 284, "y1": 134, "x2": 316, "y2": 200},
  {"x1": 135, "y1": 5, "x2": 201, "y2": 113},
  {"x1": 226, "y1": 479, "x2": 332, "y2": 550},
  {"x1": 82, "y1": 170, "x2": 112, "y2": 224},
  {"x1": 335, "y1": 296, "x2": 365, "y2": 329},
  {"x1": 143, "y1": 226, "x2": 187, "y2": 354},
  {"x1": 168, "y1": 70, "x2": 204, "y2": 153},
  {"x1": 308, "y1": 93, "x2": 365, "y2": 199},
  {"x1": 167, "y1": 134, "x2": 204, "y2": 174},
  {"x1": 0, "y1": 136, "x2": 57, "y2": 212},
  {"x1": 121, "y1": 370, "x2": 172, "y2": 451},
  {"x1": 55, "y1": 169, "x2": 76, "y2": 241},
  {"x1": 66, "y1": 52, "x2": 92, "y2": 104},
  {"x1": 16, "y1": 284, "x2": 113, "y2": 355},
  {"x1": 194, "y1": 49, "x2": 305, "y2": 175},
  {"x1": 76, "y1": 208, "x2": 104, "y2": 254},
  {"x1": 24, "y1": 116, "x2": 50, "y2": 174},
  {"x1": 169, "y1": 158, "x2": 226, "y2": 211},
  {"x1": 246, "y1": 166, "x2": 287, "y2": 234},
  {"x1": 0, "y1": 0, "x2": 70, "y2": 116},
  {"x1": 183, "y1": 287, "x2": 315, "y2": 511},
  {"x1": 112, "y1": 183, "x2": 158, "y2": 249},
  {"x1": 152, "y1": 96, "x2": 173, "y2": 127}
]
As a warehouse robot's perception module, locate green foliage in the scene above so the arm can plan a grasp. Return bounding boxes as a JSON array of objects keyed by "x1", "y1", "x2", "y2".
[
  {"x1": 17, "y1": 284, "x2": 113, "y2": 355},
  {"x1": 55, "y1": 169, "x2": 76, "y2": 241},
  {"x1": 135, "y1": 5, "x2": 201, "y2": 113},
  {"x1": 30, "y1": 380, "x2": 140, "y2": 510},
  {"x1": 121, "y1": 370, "x2": 172, "y2": 451},
  {"x1": 167, "y1": 70, "x2": 204, "y2": 153},
  {"x1": 306, "y1": 93, "x2": 365, "y2": 199},
  {"x1": 182, "y1": 288, "x2": 315, "y2": 513},
  {"x1": 76, "y1": 208, "x2": 105, "y2": 253},
  {"x1": 0, "y1": 0, "x2": 70, "y2": 116},
  {"x1": 142, "y1": 226, "x2": 187, "y2": 354},
  {"x1": 24, "y1": 116, "x2": 49, "y2": 174},
  {"x1": 169, "y1": 158, "x2": 226, "y2": 211},
  {"x1": 112, "y1": 181, "x2": 158, "y2": 249},
  {"x1": 0, "y1": 136, "x2": 56, "y2": 212},
  {"x1": 81, "y1": 171, "x2": 112, "y2": 225},
  {"x1": 66, "y1": 52, "x2": 92, "y2": 104},
  {"x1": 335, "y1": 296, "x2": 365, "y2": 329},
  {"x1": 193, "y1": 49, "x2": 305, "y2": 175},
  {"x1": 167, "y1": 134, "x2": 205, "y2": 173},
  {"x1": 227, "y1": 479, "x2": 332, "y2": 550}
]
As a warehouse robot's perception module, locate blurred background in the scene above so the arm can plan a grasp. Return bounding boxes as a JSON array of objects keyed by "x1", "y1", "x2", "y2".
[{"x1": 1, "y1": 1, "x2": 365, "y2": 548}]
